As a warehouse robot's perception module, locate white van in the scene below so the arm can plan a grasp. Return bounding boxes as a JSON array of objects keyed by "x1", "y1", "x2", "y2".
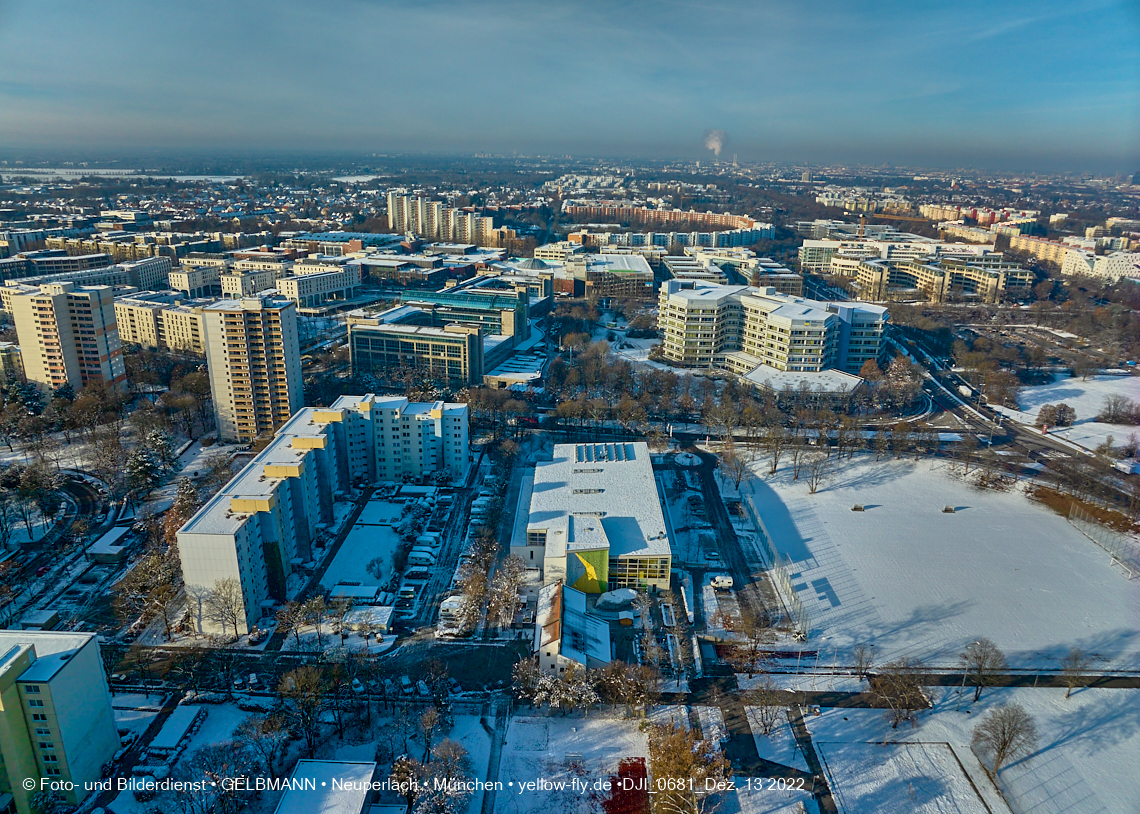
[{"x1": 711, "y1": 575, "x2": 734, "y2": 590}]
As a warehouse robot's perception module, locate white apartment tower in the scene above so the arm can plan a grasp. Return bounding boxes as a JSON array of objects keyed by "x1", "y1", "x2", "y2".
[
  {"x1": 5, "y1": 282, "x2": 125, "y2": 392},
  {"x1": 177, "y1": 396, "x2": 469, "y2": 634},
  {"x1": 203, "y1": 295, "x2": 304, "y2": 444}
]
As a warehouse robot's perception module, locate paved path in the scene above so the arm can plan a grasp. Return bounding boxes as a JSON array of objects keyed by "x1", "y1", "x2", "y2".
[{"x1": 480, "y1": 697, "x2": 510, "y2": 814}]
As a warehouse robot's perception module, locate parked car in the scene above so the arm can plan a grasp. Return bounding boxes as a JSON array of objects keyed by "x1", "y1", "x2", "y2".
[
  {"x1": 416, "y1": 680, "x2": 431, "y2": 698},
  {"x1": 447, "y1": 678, "x2": 462, "y2": 695}
]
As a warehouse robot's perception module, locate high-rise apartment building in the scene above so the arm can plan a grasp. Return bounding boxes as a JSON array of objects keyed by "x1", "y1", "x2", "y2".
[
  {"x1": 657, "y1": 279, "x2": 887, "y2": 376},
  {"x1": 178, "y1": 396, "x2": 468, "y2": 633},
  {"x1": 4, "y1": 282, "x2": 126, "y2": 392},
  {"x1": 0, "y1": 631, "x2": 120, "y2": 814},
  {"x1": 202, "y1": 296, "x2": 303, "y2": 443}
]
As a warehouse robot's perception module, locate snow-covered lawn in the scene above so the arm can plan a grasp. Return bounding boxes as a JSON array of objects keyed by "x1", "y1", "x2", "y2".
[
  {"x1": 743, "y1": 456, "x2": 1140, "y2": 670},
  {"x1": 817, "y1": 741, "x2": 993, "y2": 814},
  {"x1": 745, "y1": 711, "x2": 809, "y2": 773},
  {"x1": 1000, "y1": 373, "x2": 1140, "y2": 450},
  {"x1": 807, "y1": 686, "x2": 1140, "y2": 814},
  {"x1": 321, "y1": 523, "x2": 401, "y2": 589}
]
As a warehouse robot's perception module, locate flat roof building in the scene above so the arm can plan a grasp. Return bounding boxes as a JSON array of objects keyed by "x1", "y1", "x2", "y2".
[
  {"x1": 512, "y1": 442, "x2": 671, "y2": 593},
  {"x1": 0, "y1": 631, "x2": 119, "y2": 814}
]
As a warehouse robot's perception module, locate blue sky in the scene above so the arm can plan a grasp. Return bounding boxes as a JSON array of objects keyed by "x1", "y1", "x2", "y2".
[{"x1": 0, "y1": 0, "x2": 1137, "y2": 172}]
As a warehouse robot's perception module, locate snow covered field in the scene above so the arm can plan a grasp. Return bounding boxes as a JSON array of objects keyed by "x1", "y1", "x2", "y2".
[
  {"x1": 818, "y1": 741, "x2": 993, "y2": 814},
  {"x1": 321, "y1": 523, "x2": 400, "y2": 588},
  {"x1": 807, "y1": 686, "x2": 1140, "y2": 814},
  {"x1": 999, "y1": 373, "x2": 1140, "y2": 450},
  {"x1": 743, "y1": 457, "x2": 1140, "y2": 669}
]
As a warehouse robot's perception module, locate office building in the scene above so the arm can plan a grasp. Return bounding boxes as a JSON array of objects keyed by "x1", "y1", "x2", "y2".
[
  {"x1": 798, "y1": 238, "x2": 994, "y2": 273},
  {"x1": 276, "y1": 264, "x2": 362, "y2": 309},
  {"x1": 657, "y1": 279, "x2": 887, "y2": 377},
  {"x1": 0, "y1": 631, "x2": 120, "y2": 814},
  {"x1": 202, "y1": 296, "x2": 303, "y2": 444},
  {"x1": 349, "y1": 316, "x2": 485, "y2": 387},
  {"x1": 177, "y1": 396, "x2": 468, "y2": 633},
  {"x1": 4, "y1": 282, "x2": 126, "y2": 392},
  {"x1": 512, "y1": 442, "x2": 671, "y2": 593},
  {"x1": 562, "y1": 253, "x2": 656, "y2": 299}
]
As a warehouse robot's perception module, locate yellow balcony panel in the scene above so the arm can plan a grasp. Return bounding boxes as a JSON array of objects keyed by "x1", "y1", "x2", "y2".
[
  {"x1": 290, "y1": 435, "x2": 328, "y2": 449},
  {"x1": 312, "y1": 409, "x2": 345, "y2": 423},
  {"x1": 263, "y1": 462, "x2": 303, "y2": 478}
]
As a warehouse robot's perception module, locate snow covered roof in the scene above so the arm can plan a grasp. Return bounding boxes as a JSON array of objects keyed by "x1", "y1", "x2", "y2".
[
  {"x1": 534, "y1": 582, "x2": 611, "y2": 667},
  {"x1": 526, "y1": 442, "x2": 670, "y2": 560},
  {"x1": 274, "y1": 761, "x2": 376, "y2": 814}
]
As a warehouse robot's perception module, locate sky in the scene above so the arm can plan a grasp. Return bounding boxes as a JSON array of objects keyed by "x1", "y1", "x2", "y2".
[{"x1": 0, "y1": 0, "x2": 1138, "y2": 173}]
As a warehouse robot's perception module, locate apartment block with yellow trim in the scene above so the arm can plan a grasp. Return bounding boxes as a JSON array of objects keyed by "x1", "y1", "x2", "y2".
[
  {"x1": 511, "y1": 442, "x2": 671, "y2": 593},
  {"x1": 0, "y1": 632, "x2": 119, "y2": 814},
  {"x1": 177, "y1": 397, "x2": 468, "y2": 634}
]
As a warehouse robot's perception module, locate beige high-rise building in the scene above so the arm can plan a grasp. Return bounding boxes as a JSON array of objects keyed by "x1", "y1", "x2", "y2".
[
  {"x1": 203, "y1": 295, "x2": 303, "y2": 443},
  {"x1": 5, "y1": 282, "x2": 126, "y2": 392},
  {"x1": 0, "y1": 631, "x2": 120, "y2": 814}
]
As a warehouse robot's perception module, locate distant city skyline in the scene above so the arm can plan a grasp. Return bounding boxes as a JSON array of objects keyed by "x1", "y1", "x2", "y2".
[{"x1": 0, "y1": 0, "x2": 1137, "y2": 173}]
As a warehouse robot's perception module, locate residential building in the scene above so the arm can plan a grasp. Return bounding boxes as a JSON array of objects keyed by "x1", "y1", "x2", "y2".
[
  {"x1": 0, "y1": 250, "x2": 112, "y2": 282},
  {"x1": 161, "y1": 303, "x2": 208, "y2": 353},
  {"x1": 220, "y1": 268, "x2": 276, "y2": 298},
  {"x1": 276, "y1": 264, "x2": 362, "y2": 309},
  {"x1": 202, "y1": 296, "x2": 303, "y2": 443},
  {"x1": 657, "y1": 279, "x2": 886, "y2": 375},
  {"x1": 4, "y1": 282, "x2": 125, "y2": 392},
  {"x1": 386, "y1": 194, "x2": 515, "y2": 245},
  {"x1": 177, "y1": 397, "x2": 468, "y2": 633},
  {"x1": 1092, "y1": 252, "x2": 1140, "y2": 282},
  {"x1": 0, "y1": 631, "x2": 119, "y2": 814},
  {"x1": 534, "y1": 241, "x2": 586, "y2": 262},
  {"x1": 799, "y1": 238, "x2": 994, "y2": 273},
  {"x1": 1006, "y1": 234, "x2": 1070, "y2": 266},
  {"x1": 839, "y1": 257, "x2": 1034, "y2": 303},
  {"x1": 511, "y1": 442, "x2": 671, "y2": 593},
  {"x1": 113, "y1": 292, "x2": 209, "y2": 354},
  {"x1": 0, "y1": 256, "x2": 170, "y2": 292},
  {"x1": 170, "y1": 264, "x2": 221, "y2": 298}
]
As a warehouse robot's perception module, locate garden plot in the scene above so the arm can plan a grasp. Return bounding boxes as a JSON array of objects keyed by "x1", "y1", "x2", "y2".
[
  {"x1": 322, "y1": 523, "x2": 401, "y2": 588},
  {"x1": 999, "y1": 373, "x2": 1140, "y2": 450},
  {"x1": 806, "y1": 686, "x2": 1140, "y2": 814},
  {"x1": 743, "y1": 457, "x2": 1140, "y2": 670}
]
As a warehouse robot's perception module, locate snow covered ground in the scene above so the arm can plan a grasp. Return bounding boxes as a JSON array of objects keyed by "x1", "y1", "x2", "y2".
[
  {"x1": 998, "y1": 373, "x2": 1140, "y2": 451},
  {"x1": 496, "y1": 716, "x2": 649, "y2": 814},
  {"x1": 807, "y1": 686, "x2": 1140, "y2": 814},
  {"x1": 746, "y1": 711, "x2": 810, "y2": 773},
  {"x1": 818, "y1": 741, "x2": 994, "y2": 814},
  {"x1": 743, "y1": 456, "x2": 1140, "y2": 670},
  {"x1": 321, "y1": 523, "x2": 400, "y2": 588}
]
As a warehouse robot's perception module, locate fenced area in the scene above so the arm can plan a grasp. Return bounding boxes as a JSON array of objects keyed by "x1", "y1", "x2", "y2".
[{"x1": 1068, "y1": 504, "x2": 1140, "y2": 579}]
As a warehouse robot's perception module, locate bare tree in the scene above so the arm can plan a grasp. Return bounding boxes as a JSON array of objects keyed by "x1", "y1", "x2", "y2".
[
  {"x1": 720, "y1": 437, "x2": 750, "y2": 490},
  {"x1": 233, "y1": 714, "x2": 289, "y2": 779},
  {"x1": 419, "y1": 706, "x2": 442, "y2": 763},
  {"x1": 960, "y1": 638, "x2": 1007, "y2": 702},
  {"x1": 743, "y1": 674, "x2": 784, "y2": 736},
  {"x1": 971, "y1": 703, "x2": 1038, "y2": 775},
  {"x1": 203, "y1": 577, "x2": 245, "y2": 637},
  {"x1": 765, "y1": 425, "x2": 789, "y2": 475},
  {"x1": 486, "y1": 556, "x2": 527, "y2": 631},
  {"x1": 806, "y1": 452, "x2": 830, "y2": 494},
  {"x1": 852, "y1": 644, "x2": 874, "y2": 681},
  {"x1": 279, "y1": 665, "x2": 326, "y2": 757},
  {"x1": 1060, "y1": 647, "x2": 1091, "y2": 699},
  {"x1": 871, "y1": 657, "x2": 928, "y2": 729}
]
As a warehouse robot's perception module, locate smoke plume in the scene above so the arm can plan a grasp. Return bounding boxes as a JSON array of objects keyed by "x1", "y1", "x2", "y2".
[{"x1": 703, "y1": 129, "x2": 727, "y2": 158}]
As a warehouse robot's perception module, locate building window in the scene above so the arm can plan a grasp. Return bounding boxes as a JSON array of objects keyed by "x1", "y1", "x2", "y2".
[
  {"x1": 526, "y1": 530, "x2": 547, "y2": 547},
  {"x1": 25, "y1": 685, "x2": 40, "y2": 693},
  {"x1": 28, "y1": 699, "x2": 44, "y2": 707}
]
